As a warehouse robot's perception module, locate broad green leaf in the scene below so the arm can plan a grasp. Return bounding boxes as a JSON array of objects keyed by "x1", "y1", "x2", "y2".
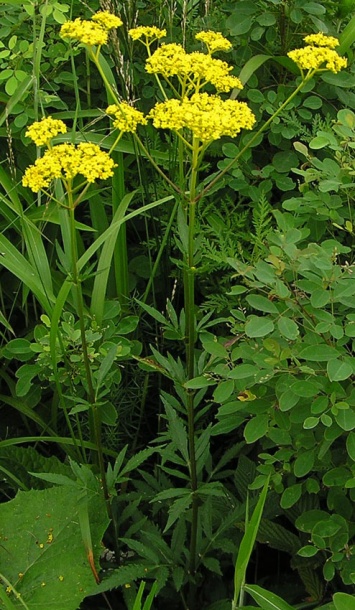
[
  {"x1": 312, "y1": 519, "x2": 341, "y2": 538},
  {"x1": 244, "y1": 584, "x2": 294, "y2": 610},
  {"x1": 213, "y1": 380, "x2": 234, "y2": 403},
  {"x1": 244, "y1": 415, "x2": 269, "y2": 444},
  {"x1": 277, "y1": 317, "x2": 299, "y2": 340},
  {"x1": 323, "y1": 467, "x2": 351, "y2": 487},
  {"x1": 327, "y1": 359, "x2": 353, "y2": 382},
  {"x1": 290, "y1": 380, "x2": 319, "y2": 398},
  {"x1": 346, "y1": 432, "x2": 355, "y2": 461},
  {"x1": 297, "y1": 545, "x2": 319, "y2": 558},
  {"x1": 245, "y1": 316, "x2": 274, "y2": 338},
  {"x1": 298, "y1": 345, "x2": 340, "y2": 361},
  {"x1": 293, "y1": 449, "x2": 315, "y2": 478},
  {"x1": 335, "y1": 409, "x2": 355, "y2": 431},
  {"x1": 333, "y1": 592, "x2": 355, "y2": 610},
  {"x1": 0, "y1": 486, "x2": 108, "y2": 610},
  {"x1": 184, "y1": 376, "x2": 216, "y2": 389},
  {"x1": 280, "y1": 484, "x2": 302, "y2": 509},
  {"x1": 246, "y1": 295, "x2": 278, "y2": 314},
  {"x1": 295, "y1": 510, "x2": 330, "y2": 532},
  {"x1": 228, "y1": 364, "x2": 258, "y2": 379}
]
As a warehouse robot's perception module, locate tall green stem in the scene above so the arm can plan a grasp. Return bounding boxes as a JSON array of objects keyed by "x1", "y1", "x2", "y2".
[
  {"x1": 67, "y1": 189, "x2": 111, "y2": 519},
  {"x1": 184, "y1": 138, "x2": 199, "y2": 583}
]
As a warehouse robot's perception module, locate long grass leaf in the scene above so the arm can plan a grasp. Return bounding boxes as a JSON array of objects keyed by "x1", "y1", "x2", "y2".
[
  {"x1": 0, "y1": 436, "x2": 117, "y2": 457},
  {"x1": 78, "y1": 195, "x2": 174, "y2": 271},
  {"x1": 90, "y1": 191, "x2": 135, "y2": 323},
  {"x1": 0, "y1": 234, "x2": 52, "y2": 313},
  {"x1": 338, "y1": 16, "x2": 355, "y2": 55},
  {"x1": 243, "y1": 585, "x2": 294, "y2": 610},
  {"x1": 0, "y1": 75, "x2": 33, "y2": 127},
  {"x1": 233, "y1": 476, "x2": 270, "y2": 609}
]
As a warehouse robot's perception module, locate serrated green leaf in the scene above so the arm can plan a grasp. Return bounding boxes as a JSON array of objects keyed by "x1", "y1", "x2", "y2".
[{"x1": 164, "y1": 494, "x2": 192, "y2": 532}]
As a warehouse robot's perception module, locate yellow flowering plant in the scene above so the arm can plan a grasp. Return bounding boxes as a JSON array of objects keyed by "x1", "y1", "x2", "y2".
[{"x1": 19, "y1": 10, "x2": 349, "y2": 606}]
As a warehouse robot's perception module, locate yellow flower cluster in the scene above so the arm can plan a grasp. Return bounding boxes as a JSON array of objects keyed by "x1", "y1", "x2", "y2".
[
  {"x1": 60, "y1": 11, "x2": 122, "y2": 46},
  {"x1": 188, "y1": 53, "x2": 243, "y2": 92},
  {"x1": 22, "y1": 143, "x2": 116, "y2": 192},
  {"x1": 106, "y1": 102, "x2": 147, "y2": 132},
  {"x1": 303, "y1": 33, "x2": 339, "y2": 48},
  {"x1": 92, "y1": 11, "x2": 123, "y2": 30},
  {"x1": 146, "y1": 44, "x2": 242, "y2": 92},
  {"x1": 146, "y1": 43, "x2": 188, "y2": 77},
  {"x1": 25, "y1": 117, "x2": 67, "y2": 146},
  {"x1": 128, "y1": 26, "x2": 166, "y2": 41},
  {"x1": 195, "y1": 31, "x2": 232, "y2": 54},
  {"x1": 149, "y1": 93, "x2": 256, "y2": 142},
  {"x1": 288, "y1": 33, "x2": 347, "y2": 74}
]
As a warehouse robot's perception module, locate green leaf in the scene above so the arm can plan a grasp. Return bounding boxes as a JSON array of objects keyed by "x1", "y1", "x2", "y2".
[
  {"x1": 327, "y1": 359, "x2": 353, "y2": 382},
  {"x1": 323, "y1": 467, "x2": 351, "y2": 487},
  {"x1": 333, "y1": 592, "x2": 355, "y2": 610},
  {"x1": 277, "y1": 317, "x2": 299, "y2": 340},
  {"x1": 245, "y1": 316, "x2": 274, "y2": 338},
  {"x1": 233, "y1": 477, "x2": 270, "y2": 605},
  {"x1": 244, "y1": 415, "x2": 269, "y2": 444},
  {"x1": 298, "y1": 345, "x2": 340, "y2": 361},
  {"x1": 246, "y1": 295, "x2": 278, "y2": 314},
  {"x1": 0, "y1": 486, "x2": 108, "y2": 610},
  {"x1": 184, "y1": 376, "x2": 216, "y2": 389},
  {"x1": 228, "y1": 364, "x2": 258, "y2": 379},
  {"x1": 280, "y1": 484, "x2": 302, "y2": 509},
  {"x1": 214, "y1": 380, "x2": 234, "y2": 403},
  {"x1": 298, "y1": 545, "x2": 319, "y2": 558},
  {"x1": 162, "y1": 400, "x2": 189, "y2": 463},
  {"x1": 243, "y1": 584, "x2": 294, "y2": 610},
  {"x1": 335, "y1": 409, "x2": 355, "y2": 431},
  {"x1": 346, "y1": 432, "x2": 355, "y2": 461},
  {"x1": 293, "y1": 449, "x2": 315, "y2": 478},
  {"x1": 164, "y1": 494, "x2": 192, "y2": 532}
]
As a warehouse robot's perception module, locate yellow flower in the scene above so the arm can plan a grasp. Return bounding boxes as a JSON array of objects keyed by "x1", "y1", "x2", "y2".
[
  {"x1": 91, "y1": 11, "x2": 123, "y2": 30},
  {"x1": 128, "y1": 26, "x2": 166, "y2": 41},
  {"x1": 195, "y1": 31, "x2": 232, "y2": 54},
  {"x1": 25, "y1": 117, "x2": 67, "y2": 146},
  {"x1": 22, "y1": 143, "x2": 116, "y2": 193},
  {"x1": 145, "y1": 43, "x2": 189, "y2": 77},
  {"x1": 60, "y1": 18, "x2": 108, "y2": 46},
  {"x1": 287, "y1": 45, "x2": 347, "y2": 73},
  {"x1": 186, "y1": 53, "x2": 243, "y2": 92},
  {"x1": 146, "y1": 45, "x2": 242, "y2": 93},
  {"x1": 149, "y1": 93, "x2": 255, "y2": 142},
  {"x1": 303, "y1": 33, "x2": 339, "y2": 48},
  {"x1": 106, "y1": 102, "x2": 147, "y2": 132}
]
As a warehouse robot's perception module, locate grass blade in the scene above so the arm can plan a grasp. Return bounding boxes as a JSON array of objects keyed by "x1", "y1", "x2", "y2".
[{"x1": 233, "y1": 476, "x2": 270, "y2": 609}]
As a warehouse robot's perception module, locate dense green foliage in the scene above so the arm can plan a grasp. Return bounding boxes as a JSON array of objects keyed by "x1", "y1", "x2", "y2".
[{"x1": 0, "y1": 1, "x2": 355, "y2": 609}]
